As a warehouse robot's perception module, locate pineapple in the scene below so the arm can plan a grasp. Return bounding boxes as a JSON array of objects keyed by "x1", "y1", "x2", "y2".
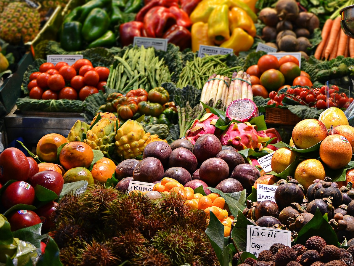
[
  {"x1": 0, "y1": 0, "x2": 11, "y2": 13},
  {"x1": 39, "y1": 0, "x2": 68, "y2": 9},
  {"x1": 0, "y1": 2, "x2": 40, "y2": 44}
]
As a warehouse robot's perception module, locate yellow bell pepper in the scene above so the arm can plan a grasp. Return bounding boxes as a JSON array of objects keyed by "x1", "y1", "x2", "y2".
[
  {"x1": 229, "y1": 7, "x2": 256, "y2": 37},
  {"x1": 208, "y1": 5, "x2": 230, "y2": 45},
  {"x1": 227, "y1": 0, "x2": 257, "y2": 22},
  {"x1": 239, "y1": 0, "x2": 257, "y2": 13},
  {"x1": 191, "y1": 22, "x2": 214, "y2": 52},
  {"x1": 220, "y1": 27, "x2": 254, "y2": 55},
  {"x1": 190, "y1": 0, "x2": 228, "y2": 23}
]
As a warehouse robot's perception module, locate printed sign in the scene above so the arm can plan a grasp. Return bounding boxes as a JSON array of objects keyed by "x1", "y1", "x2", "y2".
[
  {"x1": 257, "y1": 152, "x2": 274, "y2": 173},
  {"x1": 268, "y1": 52, "x2": 302, "y2": 68},
  {"x1": 47, "y1": 55, "x2": 83, "y2": 66},
  {"x1": 247, "y1": 225, "x2": 291, "y2": 257},
  {"x1": 257, "y1": 184, "x2": 277, "y2": 202},
  {"x1": 127, "y1": 180, "x2": 154, "y2": 193},
  {"x1": 133, "y1": 37, "x2": 168, "y2": 51},
  {"x1": 256, "y1": 43, "x2": 277, "y2": 53},
  {"x1": 198, "y1": 45, "x2": 234, "y2": 58}
]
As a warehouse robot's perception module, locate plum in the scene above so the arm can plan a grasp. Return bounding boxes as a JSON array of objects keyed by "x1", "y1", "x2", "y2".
[{"x1": 184, "y1": 180, "x2": 211, "y2": 195}]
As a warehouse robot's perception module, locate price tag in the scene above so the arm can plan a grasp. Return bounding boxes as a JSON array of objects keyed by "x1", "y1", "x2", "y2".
[
  {"x1": 47, "y1": 55, "x2": 83, "y2": 66},
  {"x1": 198, "y1": 45, "x2": 234, "y2": 58},
  {"x1": 256, "y1": 43, "x2": 277, "y2": 53},
  {"x1": 268, "y1": 52, "x2": 302, "y2": 68},
  {"x1": 246, "y1": 225, "x2": 291, "y2": 258},
  {"x1": 257, "y1": 184, "x2": 277, "y2": 202},
  {"x1": 257, "y1": 152, "x2": 274, "y2": 173},
  {"x1": 133, "y1": 37, "x2": 168, "y2": 51},
  {"x1": 127, "y1": 181, "x2": 154, "y2": 193}
]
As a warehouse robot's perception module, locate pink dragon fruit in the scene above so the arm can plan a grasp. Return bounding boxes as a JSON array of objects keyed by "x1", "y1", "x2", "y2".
[
  {"x1": 185, "y1": 113, "x2": 220, "y2": 144},
  {"x1": 226, "y1": 99, "x2": 259, "y2": 122},
  {"x1": 220, "y1": 122, "x2": 270, "y2": 151}
]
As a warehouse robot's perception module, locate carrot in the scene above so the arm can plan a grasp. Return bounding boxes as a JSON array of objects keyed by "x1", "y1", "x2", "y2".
[
  {"x1": 324, "y1": 16, "x2": 341, "y2": 60},
  {"x1": 350, "y1": 38, "x2": 354, "y2": 58},
  {"x1": 314, "y1": 19, "x2": 333, "y2": 60},
  {"x1": 321, "y1": 35, "x2": 330, "y2": 60},
  {"x1": 345, "y1": 38, "x2": 350, "y2": 57},
  {"x1": 337, "y1": 29, "x2": 348, "y2": 57},
  {"x1": 329, "y1": 31, "x2": 340, "y2": 60}
]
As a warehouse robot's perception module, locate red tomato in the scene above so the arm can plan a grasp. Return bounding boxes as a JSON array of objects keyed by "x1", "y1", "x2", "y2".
[
  {"x1": 316, "y1": 99, "x2": 326, "y2": 109},
  {"x1": 59, "y1": 66, "x2": 76, "y2": 81},
  {"x1": 79, "y1": 65, "x2": 94, "y2": 76},
  {"x1": 317, "y1": 94, "x2": 326, "y2": 101},
  {"x1": 292, "y1": 76, "x2": 313, "y2": 87},
  {"x1": 70, "y1": 75, "x2": 85, "y2": 91},
  {"x1": 79, "y1": 86, "x2": 99, "y2": 101},
  {"x1": 46, "y1": 69, "x2": 59, "y2": 75},
  {"x1": 37, "y1": 73, "x2": 50, "y2": 89},
  {"x1": 252, "y1": 84, "x2": 268, "y2": 98},
  {"x1": 27, "y1": 79, "x2": 38, "y2": 91},
  {"x1": 250, "y1": 75, "x2": 260, "y2": 85},
  {"x1": 97, "y1": 81, "x2": 106, "y2": 92},
  {"x1": 39, "y1": 62, "x2": 55, "y2": 73},
  {"x1": 47, "y1": 74, "x2": 65, "y2": 91},
  {"x1": 267, "y1": 99, "x2": 279, "y2": 106},
  {"x1": 72, "y1": 59, "x2": 93, "y2": 72},
  {"x1": 95, "y1": 66, "x2": 110, "y2": 81},
  {"x1": 42, "y1": 90, "x2": 58, "y2": 100},
  {"x1": 257, "y1": 55, "x2": 280, "y2": 73},
  {"x1": 269, "y1": 91, "x2": 277, "y2": 99},
  {"x1": 54, "y1": 62, "x2": 68, "y2": 71},
  {"x1": 29, "y1": 87, "x2": 43, "y2": 99},
  {"x1": 83, "y1": 70, "x2": 99, "y2": 86},
  {"x1": 300, "y1": 71, "x2": 311, "y2": 80},
  {"x1": 279, "y1": 55, "x2": 299, "y2": 66},
  {"x1": 59, "y1": 87, "x2": 78, "y2": 100},
  {"x1": 278, "y1": 85, "x2": 291, "y2": 92},
  {"x1": 246, "y1": 65, "x2": 261, "y2": 77},
  {"x1": 305, "y1": 94, "x2": 315, "y2": 103},
  {"x1": 29, "y1": 72, "x2": 41, "y2": 80}
]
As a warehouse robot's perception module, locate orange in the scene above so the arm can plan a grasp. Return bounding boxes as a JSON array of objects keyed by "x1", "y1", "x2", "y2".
[
  {"x1": 194, "y1": 193, "x2": 203, "y2": 199},
  {"x1": 38, "y1": 162, "x2": 63, "y2": 175},
  {"x1": 207, "y1": 193, "x2": 220, "y2": 203},
  {"x1": 161, "y1": 177, "x2": 176, "y2": 186},
  {"x1": 212, "y1": 197, "x2": 225, "y2": 209},
  {"x1": 153, "y1": 183, "x2": 165, "y2": 192},
  {"x1": 95, "y1": 158, "x2": 116, "y2": 168},
  {"x1": 91, "y1": 159, "x2": 116, "y2": 183},
  {"x1": 185, "y1": 199, "x2": 198, "y2": 210},
  {"x1": 254, "y1": 175, "x2": 278, "y2": 189},
  {"x1": 224, "y1": 226, "x2": 231, "y2": 237},
  {"x1": 219, "y1": 209, "x2": 229, "y2": 220},
  {"x1": 36, "y1": 133, "x2": 67, "y2": 162},
  {"x1": 271, "y1": 148, "x2": 297, "y2": 174},
  {"x1": 59, "y1": 142, "x2": 94, "y2": 170},
  {"x1": 198, "y1": 196, "x2": 213, "y2": 210}
]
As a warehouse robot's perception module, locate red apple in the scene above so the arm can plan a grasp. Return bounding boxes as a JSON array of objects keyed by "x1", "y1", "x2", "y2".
[
  {"x1": 35, "y1": 201, "x2": 59, "y2": 231},
  {"x1": 40, "y1": 242, "x2": 46, "y2": 254},
  {"x1": 0, "y1": 148, "x2": 30, "y2": 184},
  {"x1": 28, "y1": 171, "x2": 64, "y2": 196},
  {"x1": 27, "y1": 157, "x2": 39, "y2": 179},
  {"x1": 8, "y1": 210, "x2": 41, "y2": 231},
  {"x1": 1, "y1": 181, "x2": 35, "y2": 209}
]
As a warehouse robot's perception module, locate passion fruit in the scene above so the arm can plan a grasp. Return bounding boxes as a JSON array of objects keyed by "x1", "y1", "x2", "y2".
[
  {"x1": 320, "y1": 135, "x2": 352, "y2": 170},
  {"x1": 292, "y1": 119, "x2": 328, "y2": 149},
  {"x1": 294, "y1": 159, "x2": 326, "y2": 189}
]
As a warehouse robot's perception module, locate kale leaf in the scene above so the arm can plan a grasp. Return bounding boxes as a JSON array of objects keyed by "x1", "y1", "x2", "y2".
[{"x1": 16, "y1": 97, "x2": 84, "y2": 112}]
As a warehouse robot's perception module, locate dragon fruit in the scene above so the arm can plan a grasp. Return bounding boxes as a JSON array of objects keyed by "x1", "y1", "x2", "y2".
[
  {"x1": 220, "y1": 122, "x2": 270, "y2": 151},
  {"x1": 185, "y1": 113, "x2": 220, "y2": 144},
  {"x1": 226, "y1": 99, "x2": 259, "y2": 122}
]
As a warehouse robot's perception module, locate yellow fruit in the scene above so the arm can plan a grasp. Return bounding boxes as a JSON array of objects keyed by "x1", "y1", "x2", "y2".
[
  {"x1": 292, "y1": 119, "x2": 328, "y2": 149},
  {"x1": 319, "y1": 107, "x2": 349, "y2": 129},
  {"x1": 0, "y1": 53, "x2": 9, "y2": 72},
  {"x1": 332, "y1": 125, "x2": 354, "y2": 152},
  {"x1": 63, "y1": 167, "x2": 94, "y2": 185},
  {"x1": 271, "y1": 148, "x2": 297, "y2": 173},
  {"x1": 294, "y1": 159, "x2": 325, "y2": 189},
  {"x1": 319, "y1": 135, "x2": 352, "y2": 170}
]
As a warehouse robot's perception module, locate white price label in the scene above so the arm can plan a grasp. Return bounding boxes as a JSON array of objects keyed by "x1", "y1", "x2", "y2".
[
  {"x1": 268, "y1": 52, "x2": 302, "y2": 68},
  {"x1": 257, "y1": 184, "x2": 277, "y2": 202},
  {"x1": 198, "y1": 45, "x2": 234, "y2": 58},
  {"x1": 257, "y1": 152, "x2": 274, "y2": 173},
  {"x1": 47, "y1": 55, "x2": 83, "y2": 66},
  {"x1": 127, "y1": 180, "x2": 154, "y2": 193},
  {"x1": 247, "y1": 225, "x2": 291, "y2": 258},
  {"x1": 133, "y1": 37, "x2": 168, "y2": 51},
  {"x1": 256, "y1": 43, "x2": 277, "y2": 53}
]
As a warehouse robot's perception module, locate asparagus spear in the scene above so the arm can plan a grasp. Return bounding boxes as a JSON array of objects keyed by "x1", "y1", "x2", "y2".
[
  {"x1": 215, "y1": 75, "x2": 227, "y2": 106},
  {"x1": 233, "y1": 71, "x2": 243, "y2": 102},
  {"x1": 247, "y1": 74, "x2": 253, "y2": 100},
  {"x1": 241, "y1": 72, "x2": 248, "y2": 99}
]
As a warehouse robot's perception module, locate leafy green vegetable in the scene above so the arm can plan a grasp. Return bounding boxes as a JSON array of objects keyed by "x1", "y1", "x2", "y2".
[
  {"x1": 161, "y1": 82, "x2": 202, "y2": 108},
  {"x1": 36, "y1": 236, "x2": 63, "y2": 266},
  {"x1": 287, "y1": 105, "x2": 323, "y2": 120},
  {"x1": 166, "y1": 124, "x2": 180, "y2": 144},
  {"x1": 255, "y1": 0, "x2": 277, "y2": 10},
  {"x1": 16, "y1": 97, "x2": 84, "y2": 113},
  {"x1": 59, "y1": 181, "x2": 88, "y2": 201},
  {"x1": 308, "y1": 28, "x2": 322, "y2": 52},
  {"x1": 82, "y1": 91, "x2": 107, "y2": 122},
  {"x1": 232, "y1": 211, "x2": 255, "y2": 253},
  {"x1": 12, "y1": 224, "x2": 44, "y2": 249},
  {"x1": 34, "y1": 185, "x2": 58, "y2": 202}
]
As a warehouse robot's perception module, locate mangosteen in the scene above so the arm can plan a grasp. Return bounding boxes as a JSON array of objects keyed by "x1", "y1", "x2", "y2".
[
  {"x1": 278, "y1": 206, "x2": 299, "y2": 225},
  {"x1": 254, "y1": 200, "x2": 279, "y2": 220},
  {"x1": 275, "y1": 182, "x2": 304, "y2": 210},
  {"x1": 256, "y1": 216, "x2": 281, "y2": 227},
  {"x1": 306, "y1": 199, "x2": 333, "y2": 219}
]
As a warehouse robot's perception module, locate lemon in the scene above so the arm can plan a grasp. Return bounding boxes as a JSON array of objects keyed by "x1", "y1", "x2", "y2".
[
  {"x1": 63, "y1": 167, "x2": 94, "y2": 185},
  {"x1": 319, "y1": 107, "x2": 349, "y2": 129}
]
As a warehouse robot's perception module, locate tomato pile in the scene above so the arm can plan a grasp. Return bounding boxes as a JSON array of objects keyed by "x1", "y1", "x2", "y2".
[
  {"x1": 27, "y1": 59, "x2": 110, "y2": 101},
  {"x1": 267, "y1": 85, "x2": 354, "y2": 109}
]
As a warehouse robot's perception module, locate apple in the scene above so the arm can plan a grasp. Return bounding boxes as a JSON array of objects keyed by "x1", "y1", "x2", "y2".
[
  {"x1": 28, "y1": 170, "x2": 64, "y2": 196},
  {"x1": 27, "y1": 157, "x2": 39, "y2": 179},
  {"x1": 35, "y1": 201, "x2": 59, "y2": 231},
  {"x1": 8, "y1": 210, "x2": 41, "y2": 231},
  {"x1": 40, "y1": 242, "x2": 46, "y2": 255},
  {"x1": 0, "y1": 148, "x2": 30, "y2": 184},
  {"x1": 1, "y1": 181, "x2": 35, "y2": 209}
]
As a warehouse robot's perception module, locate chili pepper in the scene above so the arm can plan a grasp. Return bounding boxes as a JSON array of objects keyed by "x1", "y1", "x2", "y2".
[
  {"x1": 144, "y1": 7, "x2": 177, "y2": 38},
  {"x1": 125, "y1": 0, "x2": 143, "y2": 13},
  {"x1": 163, "y1": 25, "x2": 191, "y2": 51},
  {"x1": 79, "y1": 0, "x2": 111, "y2": 22},
  {"x1": 135, "y1": 0, "x2": 178, "y2": 22},
  {"x1": 111, "y1": 3, "x2": 124, "y2": 27},
  {"x1": 148, "y1": 87, "x2": 170, "y2": 104},
  {"x1": 190, "y1": 0, "x2": 228, "y2": 23},
  {"x1": 60, "y1": 22, "x2": 82, "y2": 51},
  {"x1": 228, "y1": 7, "x2": 256, "y2": 37},
  {"x1": 208, "y1": 4, "x2": 230, "y2": 45},
  {"x1": 227, "y1": 0, "x2": 257, "y2": 22},
  {"x1": 63, "y1": 7, "x2": 82, "y2": 24},
  {"x1": 180, "y1": 0, "x2": 202, "y2": 15},
  {"x1": 220, "y1": 27, "x2": 253, "y2": 55},
  {"x1": 119, "y1": 21, "x2": 147, "y2": 47},
  {"x1": 191, "y1": 22, "x2": 214, "y2": 52},
  {"x1": 82, "y1": 8, "x2": 110, "y2": 42},
  {"x1": 158, "y1": 113, "x2": 170, "y2": 125},
  {"x1": 126, "y1": 88, "x2": 148, "y2": 103},
  {"x1": 162, "y1": 108, "x2": 177, "y2": 123},
  {"x1": 116, "y1": 97, "x2": 139, "y2": 120},
  {"x1": 138, "y1": 101, "x2": 163, "y2": 117},
  {"x1": 88, "y1": 30, "x2": 116, "y2": 48},
  {"x1": 169, "y1": 6, "x2": 192, "y2": 28}
]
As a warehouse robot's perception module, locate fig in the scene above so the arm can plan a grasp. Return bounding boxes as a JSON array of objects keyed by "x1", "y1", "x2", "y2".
[
  {"x1": 230, "y1": 164, "x2": 260, "y2": 192},
  {"x1": 143, "y1": 141, "x2": 172, "y2": 167},
  {"x1": 184, "y1": 179, "x2": 211, "y2": 195},
  {"x1": 115, "y1": 159, "x2": 139, "y2": 180},
  {"x1": 193, "y1": 134, "x2": 222, "y2": 163},
  {"x1": 170, "y1": 139, "x2": 193, "y2": 152},
  {"x1": 116, "y1": 177, "x2": 133, "y2": 192},
  {"x1": 199, "y1": 158, "x2": 229, "y2": 187},
  {"x1": 216, "y1": 149, "x2": 245, "y2": 175},
  {"x1": 275, "y1": 182, "x2": 304, "y2": 210},
  {"x1": 164, "y1": 167, "x2": 192, "y2": 185},
  {"x1": 255, "y1": 200, "x2": 279, "y2": 220},
  {"x1": 215, "y1": 178, "x2": 243, "y2": 193},
  {"x1": 256, "y1": 216, "x2": 281, "y2": 227},
  {"x1": 169, "y1": 147, "x2": 198, "y2": 174},
  {"x1": 133, "y1": 157, "x2": 164, "y2": 183}
]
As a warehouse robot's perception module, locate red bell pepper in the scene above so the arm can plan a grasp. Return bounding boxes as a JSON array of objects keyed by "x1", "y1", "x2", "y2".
[
  {"x1": 169, "y1": 6, "x2": 192, "y2": 28},
  {"x1": 119, "y1": 21, "x2": 147, "y2": 47},
  {"x1": 180, "y1": 0, "x2": 202, "y2": 15},
  {"x1": 163, "y1": 25, "x2": 191, "y2": 51},
  {"x1": 144, "y1": 7, "x2": 177, "y2": 38},
  {"x1": 136, "y1": 0, "x2": 178, "y2": 22}
]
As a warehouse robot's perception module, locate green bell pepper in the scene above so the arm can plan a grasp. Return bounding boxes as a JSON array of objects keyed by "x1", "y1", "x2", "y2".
[
  {"x1": 138, "y1": 101, "x2": 163, "y2": 117},
  {"x1": 149, "y1": 116, "x2": 159, "y2": 125},
  {"x1": 162, "y1": 107, "x2": 177, "y2": 123},
  {"x1": 60, "y1": 22, "x2": 82, "y2": 51},
  {"x1": 79, "y1": 0, "x2": 111, "y2": 22},
  {"x1": 111, "y1": 4, "x2": 124, "y2": 27},
  {"x1": 113, "y1": 0, "x2": 126, "y2": 8},
  {"x1": 82, "y1": 8, "x2": 111, "y2": 42},
  {"x1": 158, "y1": 114, "x2": 170, "y2": 126},
  {"x1": 63, "y1": 7, "x2": 82, "y2": 24},
  {"x1": 124, "y1": 0, "x2": 143, "y2": 13},
  {"x1": 148, "y1": 87, "x2": 170, "y2": 105},
  {"x1": 88, "y1": 30, "x2": 116, "y2": 48}
]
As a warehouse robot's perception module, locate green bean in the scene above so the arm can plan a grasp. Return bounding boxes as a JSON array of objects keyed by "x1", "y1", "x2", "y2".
[{"x1": 114, "y1": 56, "x2": 133, "y2": 77}]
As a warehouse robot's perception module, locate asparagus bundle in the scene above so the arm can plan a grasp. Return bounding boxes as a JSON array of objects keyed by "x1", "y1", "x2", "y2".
[
  {"x1": 200, "y1": 74, "x2": 230, "y2": 108},
  {"x1": 225, "y1": 71, "x2": 253, "y2": 107}
]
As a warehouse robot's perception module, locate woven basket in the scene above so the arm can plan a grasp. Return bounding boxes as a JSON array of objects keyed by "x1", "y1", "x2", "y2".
[{"x1": 265, "y1": 108, "x2": 302, "y2": 125}]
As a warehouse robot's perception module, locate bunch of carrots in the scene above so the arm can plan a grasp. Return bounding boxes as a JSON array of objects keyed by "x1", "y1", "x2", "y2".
[{"x1": 315, "y1": 16, "x2": 354, "y2": 60}]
